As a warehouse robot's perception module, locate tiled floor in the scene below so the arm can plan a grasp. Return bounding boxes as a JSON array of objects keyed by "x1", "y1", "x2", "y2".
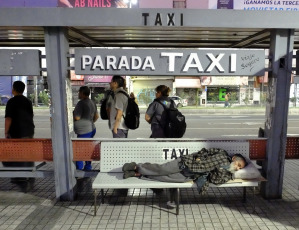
[{"x1": 0, "y1": 160, "x2": 299, "y2": 230}]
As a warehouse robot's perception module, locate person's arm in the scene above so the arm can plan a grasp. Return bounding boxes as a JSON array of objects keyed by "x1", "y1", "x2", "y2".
[
  {"x1": 93, "y1": 112, "x2": 99, "y2": 122},
  {"x1": 145, "y1": 113, "x2": 151, "y2": 124},
  {"x1": 74, "y1": 115, "x2": 81, "y2": 121},
  {"x1": 144, "y1": 102, "x2": 155, "y2": 124},
  {"x1": 73, "y1": 101, "x2": 82, "y2": 121},
  {"x1": 5, "y1": 117, "x2": 12, "y2": 138},
  {"x1": 113, "y1": 109, "x2": 123, "y2": 134}
]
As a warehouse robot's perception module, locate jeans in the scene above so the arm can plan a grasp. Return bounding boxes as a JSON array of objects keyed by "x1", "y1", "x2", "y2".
[{"x1": 76, "y1": 129, "x2": 96, "y2": 170}]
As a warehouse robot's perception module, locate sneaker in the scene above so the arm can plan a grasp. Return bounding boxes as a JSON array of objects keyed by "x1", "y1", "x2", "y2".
[
  {"x1": 123, "y1": 171, "x2": 136, "y2": 179},
  {"x1": 122, "y1": 162, "x2": 137, "y2": 172},
  {"x1": 84, "y1": 161, "x2": 92, "y2": 171},
  {"x1": 76, "y1": 161, "x2": 84, "y2": 170}
]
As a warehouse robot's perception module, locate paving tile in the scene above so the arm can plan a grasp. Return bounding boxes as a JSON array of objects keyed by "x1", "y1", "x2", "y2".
[{"x1": 1, "y1": 160, "x2": 299, "y2": 230}]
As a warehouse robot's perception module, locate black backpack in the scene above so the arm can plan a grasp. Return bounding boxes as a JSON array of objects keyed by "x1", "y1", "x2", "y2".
[
  {"x1": 118, "y1": 91, "x2": 140, "y2": 130},
  {"x1": 100, "y1": 91, "x2": 114, "y2": 120},
  {"x1": 155, "y1": 99, "x2": 186, "y2": 138}
]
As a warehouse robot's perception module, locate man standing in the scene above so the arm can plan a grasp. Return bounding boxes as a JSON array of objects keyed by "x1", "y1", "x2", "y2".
[
  {"x1": 108, "y1": 75, "x2": 129, "y2": 138},
  {"x1": 73, "y1": 86, "x2": 99, "y2": 170},
  {"x1": 224, "y1": 92, "x2": 230, "y2": 108},
  {"x1": 3, "y1": 81, "x2": 35, "y2": 170}
]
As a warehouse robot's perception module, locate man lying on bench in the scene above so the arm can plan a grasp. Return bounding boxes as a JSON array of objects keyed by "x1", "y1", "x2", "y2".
[{"x1": 122, "y1": 148, "x2": 247, "y2": 194}]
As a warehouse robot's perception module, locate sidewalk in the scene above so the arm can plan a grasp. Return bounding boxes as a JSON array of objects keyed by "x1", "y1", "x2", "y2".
[{"x1": 0, "y1": 160, "x2": 299, "y2": 230}]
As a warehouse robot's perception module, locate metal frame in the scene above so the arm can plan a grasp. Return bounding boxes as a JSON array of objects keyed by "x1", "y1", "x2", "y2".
[{"x1": 0, "y1": 7, "x2": 296, "y2": 201}]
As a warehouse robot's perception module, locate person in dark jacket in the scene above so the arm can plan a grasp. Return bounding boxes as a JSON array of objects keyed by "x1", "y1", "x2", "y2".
[
  {"x1": 3, "y1": 81, "x2": 35, "y2": 182},
  {"x1": 122, "y1": 148, "x2": 247, "y2": 194},
  {"x1": 145, "y1": 85, "x2": 174, "y2": 138}
]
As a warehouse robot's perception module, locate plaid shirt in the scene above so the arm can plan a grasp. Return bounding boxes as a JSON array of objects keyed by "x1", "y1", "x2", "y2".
[
  {"x1": 180, "y1": 148, "x2": 233, "y2": 194},
  {"x1": 180, "y1": 148, "x2": 231, "y2": 173}
]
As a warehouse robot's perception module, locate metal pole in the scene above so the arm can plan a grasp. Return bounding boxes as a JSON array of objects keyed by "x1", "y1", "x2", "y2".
[
  {"x1": 262, "y1": 29, "x2": 294, "y2": 199},
  {"x1": 44, "y1": 27, "x2": 76, "y2": 201}
]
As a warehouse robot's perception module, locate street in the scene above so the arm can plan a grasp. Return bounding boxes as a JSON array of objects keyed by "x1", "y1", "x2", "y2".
[{"x1": 0, "y1": 108, "x2": 299, "y2": 139}]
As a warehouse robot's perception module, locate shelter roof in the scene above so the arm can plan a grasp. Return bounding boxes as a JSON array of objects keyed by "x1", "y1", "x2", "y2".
[{"x1": 0, "y1": 8, "x2": 299, "y2": 49}]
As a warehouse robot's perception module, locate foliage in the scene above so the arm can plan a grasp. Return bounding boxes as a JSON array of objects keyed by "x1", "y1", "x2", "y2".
[
  {"x1": 28, "y1": 93, "x2": 35, "y2": 103},
  {"x1": 228, "y1": 92, "x2": 238, "y2": 107},
  {"x1": 290, "y1": 96, "x2": 297, "y2": 107},
  {"x1": 209, "y1": 92, "x2": 219, "y2": 107},
  {"x1": 138, "y1": 94, "x2": 152, "y2": 106},
  {"x1": 38, "y1": 90, "x2": 49, "y2": 106},
  {"x1": 242, "y1": 96, "x2": 250, "y2": 105},
  {"x1": 94, "y1": 94, "x2": 105, "y2": 105},
  {"x1": 260, "y1": 92, "x2": 267, "y2": 106}
]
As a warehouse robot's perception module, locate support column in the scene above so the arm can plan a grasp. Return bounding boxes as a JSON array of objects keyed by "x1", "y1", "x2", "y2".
[
  {"x1": 44, "y1": 27, "x2": 76, "y2": 201},
  {"x1": 261, "y1": 29, "x2": 294, "y2": 199}
]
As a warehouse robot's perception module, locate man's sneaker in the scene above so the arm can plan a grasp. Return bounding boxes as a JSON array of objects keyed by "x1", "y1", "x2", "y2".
[
  {"x1": 84, "y1": 164, "x2": 92, "y2": 171},
  {"x1": 76, "y1": 161, "x2": 84, "y2": 170},
  {"x1": 122, "y1": 162, "x2": 137, "y2": 172},
  {"x1": 123, "y1": 171, "x2": 136, "y2": 179},
  {"x1": 84, "y1": 161, "x2": 92, "y2": 171}
]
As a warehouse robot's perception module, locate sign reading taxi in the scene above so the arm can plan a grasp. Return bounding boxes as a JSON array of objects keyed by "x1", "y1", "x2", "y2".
[{"x1": 75, "y1": 48, "x2": 265, "y2": 76}]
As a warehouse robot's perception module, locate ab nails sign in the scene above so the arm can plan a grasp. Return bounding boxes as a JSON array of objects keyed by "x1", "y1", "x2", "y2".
[{"x1": 75, "y1": 48, "x2": 265, "y2": 76}]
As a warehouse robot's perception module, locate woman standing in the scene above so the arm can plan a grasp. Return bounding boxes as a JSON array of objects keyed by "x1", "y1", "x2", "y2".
[{"x1": 145, "y1": 85, "x2": 174, "y2": 138}]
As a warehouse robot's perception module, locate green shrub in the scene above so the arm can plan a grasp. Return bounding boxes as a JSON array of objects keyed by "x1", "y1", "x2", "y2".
[{"x1": 39, "y1": 91, "x2": 49, "y2": 106}]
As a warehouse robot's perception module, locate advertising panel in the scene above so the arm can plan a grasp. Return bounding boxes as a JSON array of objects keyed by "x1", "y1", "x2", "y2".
[
  {"x1": 0, "y1": 0, "x2": 131, "y2": 8},
  {"x1": 0, "y1": 49, "x2": 41, "y2": 76},
  {"x1": 84, "y1": 75, "x2": 112, "y2": 83},
  {"x1": 207, "y1": 86, "x2": 239, "y2": 103},
  {"x1": 200, "y1": 76, "x2": 248, "y2": 86},
  {"x1": 187, "y1": 0, "x2": 299, "y2": 11},
  {"x1": 57, "y1": 0, "x2": 128, "y2": 8},
  {"x1": 75, "y1": 48, "x2": 265, "y2": 76}
]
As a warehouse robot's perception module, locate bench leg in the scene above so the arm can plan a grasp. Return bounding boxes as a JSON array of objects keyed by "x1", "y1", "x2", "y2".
[
  {"x1": 176, "y1": 188, "x2": 180, "y2": 215},
  {"x1": 252, "y1": 187, "x2": 256, "y2": 213},
  {"x1": 94, "y1": 190, "x2": 97, "y2": 216},
  {"x1": 101, "y1": 189, "x2": 104, "y2": 204},
  {"x1": 242, "y1": 187, "x2": 247, "y2": 203}
]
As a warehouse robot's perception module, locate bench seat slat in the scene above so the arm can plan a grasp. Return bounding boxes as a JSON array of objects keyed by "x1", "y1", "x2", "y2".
[{"x1": 92, "y1": 172, "x2": 262, "y2": 190}]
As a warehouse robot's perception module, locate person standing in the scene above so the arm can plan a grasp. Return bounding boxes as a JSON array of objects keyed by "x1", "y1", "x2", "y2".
[
  {"x1": 145, "y1": 85, "x2": 174, "y2": 138},
  {"x1": 224, "y1": 92, "x2": 230, "y2": 108},
  {"x1": 108, "y1": 75, "x2": 129, "y2": 138},
  {"x1": 3, "y1": 81, "x2": 35, "y2": 174},
  {"x1": 73, "y1": 86, "x2": 99, "y2": 170}
]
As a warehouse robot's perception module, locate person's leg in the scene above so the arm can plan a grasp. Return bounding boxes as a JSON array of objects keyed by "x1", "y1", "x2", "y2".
[
  {"x1": 145, "y1": 173, "x2": 192, "y2": 183},
  {"x1": 77, "y1": 131, "x2": 94, "y2": 170},
  {"x1": 83, "y1": 129, "x2": 96, "y2": 171},
  {"x1": 112, "y1": 129, "x2": 128, "y2": 138},
  {"x1": 137, "y1": 159, "x2": 181, "y2": 176}
]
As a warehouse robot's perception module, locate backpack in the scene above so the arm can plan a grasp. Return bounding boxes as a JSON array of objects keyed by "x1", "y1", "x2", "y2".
[
  {"x1": 117, "y1": 91, "x2": 140, "y2": 130},
  {"x1": 155, "y1": 99, "x2": 186, "y2": 138},
  {"x1": 100, "y1": 91, "x2": 114, "y2": 120}
]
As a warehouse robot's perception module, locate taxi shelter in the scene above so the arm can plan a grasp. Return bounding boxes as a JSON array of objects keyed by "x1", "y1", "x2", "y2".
[{"x1": 0, "y1": 7, "x2": 298, "y2": 201}]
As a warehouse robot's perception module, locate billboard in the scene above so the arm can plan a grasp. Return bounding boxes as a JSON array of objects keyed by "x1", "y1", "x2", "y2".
[
  {"x1": 194, "y1": 0, "x2": 299, "y2": 11},
  {"x1": 0, "y1": 49, "x2": 41, "y2": 76},
  {"x1": 0, "y1": 0, "x2": 132, "y2": 8}
]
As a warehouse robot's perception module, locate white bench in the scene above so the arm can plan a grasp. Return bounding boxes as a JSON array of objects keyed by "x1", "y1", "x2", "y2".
[{"x1": 92, "y1": 139, "x2": 266, "y2": 215}]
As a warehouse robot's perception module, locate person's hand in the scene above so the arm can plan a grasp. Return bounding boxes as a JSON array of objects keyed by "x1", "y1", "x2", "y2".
[{"x1": 113, "y1": 127, "x2": 118, "y2": 134}]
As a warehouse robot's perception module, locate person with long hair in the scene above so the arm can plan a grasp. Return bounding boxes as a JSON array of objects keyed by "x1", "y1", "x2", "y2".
[{"x1": 145, "y1": 85, "x2": 173, "y2": 138}]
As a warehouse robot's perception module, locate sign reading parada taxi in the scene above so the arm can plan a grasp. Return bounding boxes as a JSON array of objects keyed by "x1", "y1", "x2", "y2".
[{"x1": 75, "y1": 48, "x2": 265, "y2": 76}]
